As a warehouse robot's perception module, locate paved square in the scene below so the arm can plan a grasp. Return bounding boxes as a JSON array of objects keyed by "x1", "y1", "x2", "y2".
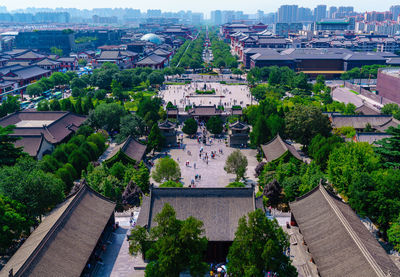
[
  {"x1": 150, "y1": 132, "x2": 258, "y2": 188},
  {"x1": 159, "y1": 82, "x2": 254, "y2": 109}
]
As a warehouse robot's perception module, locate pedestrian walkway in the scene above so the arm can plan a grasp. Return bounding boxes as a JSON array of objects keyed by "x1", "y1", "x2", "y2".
[
  {"x1": 95, "y1": 213, "x2": 142, "y2": 277},
  {"x1": 151, "y1": 131, "x2": 258, "y2": 187}
]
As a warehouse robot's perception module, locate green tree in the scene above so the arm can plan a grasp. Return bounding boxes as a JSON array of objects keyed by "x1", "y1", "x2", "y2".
[
  {"x1": 129, "y1": 203, "x2": 208, "y2": 277},
  {"x1": 148, "y1": 71, "x2": 165, "y2": 86},
  {"x1": 88, "y1": 103, "x2": 126, "y2": 133},
  {"x1": 26, "y1": 83, "x2": 43, "y2": 97},
  {"x1": 285, "y1": 105, "x2": 332, "y2": 147},
  {"x1": 182, "y1": 118, "x2": 198, "y2": 136},
  {"x1": 0, "y1": 96, "x2": 20, "y2": 117},
  {"x1": 224, "y1": 150, "x2": 248, "y2": 181},
  {"x1": 49, "y1": 99, "x2": 61, "y2": 111},
  {"x1": 375, "y1": 125, "x2": 400, "y2": 168},
  {"x1": 131, "y1": 161, "x2": 150, "y2": 193},
  {"x1": 60, "y1": 98, "x2": 74, "y2": 112},
  {"x1": 250, "y1": 116, "x2": 271, "y2": 147},
  {"x1": 226, "y1": 181, "x2": 246, "y2": 188},
  {"x1": 152, "y1": 157, "x2": 181, "y2": 183},
  {"x1": 49, "y1": 72, "x2": 69, "y2": 86},
  {"x1": 147, "y1": 124, "x2": 165, "y2": 153},
  {"x1": 206, "y1": 116, "x2": 223, "y2": 135},
  {"x1": 70, "y1": 77, "x2": 87, "y2": 90},
  {"x1": 308, "y1": 134, "x2": 343, "y2": 170},
  {"x1": 0, "y1": 157, "x2": 65, "y2": 219},
  {"x1": 68, "y1": 149, "x2": 89, "y2": 173},
  {"x1": 328, "y1": 142, "x2": 380, "y2": 194},
  {"x1": 0, "y1": 194, "x2": 32, "y2": 253},
  {"x1": 0, "y1": 125, "x2": 24, "y2": 166},
  {"x1": 381, "y1": 103, "x2": 400, "y2": 119},
  {"x1": 160, "y1": 180, "x2": 183, "y2": 187},
  {"x1": 117, "y1": 114, "x2": 146, "y2": 143},
  {"x1": 227, "y1": 209, "x2": 297, "y2": 277},
  {"x1": 250, "y1": 84, "x2": 268, "y2": 101},
  {"x1": 50, "y1": 46, "x2": 63, "y2": 57},
  {"x1": 37, "y1": 100, "x2": 50, "y2": 111},
  {"x1": 388, "y1": 214, "x2": 400, "y2": 251}
]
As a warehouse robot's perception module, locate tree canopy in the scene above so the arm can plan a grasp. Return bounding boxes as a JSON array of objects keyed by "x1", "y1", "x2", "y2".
[
  {"x1": 88, "y1": 103, "x2": 126, "y2": 133},
  {"x1": 227, "y1": 209, "x2": 297, "y2": 277},
  {"x1": 224, "y1": 150, "x2": 248, "y2": 181},
  {"x1": 0, "y1": 125, "x2": 24, "y2": 166},
  {"x1": 182, "y1": 118, "x2": 198, "y2": 136},
  {"x1": 129, "y1": 203, "x2": 208, "y2": 276},
  {"x1": 152, "y1": 157, "x2": 181, "y2": 183},
  {"x1": 206, "y1": 116, "x2": 223, "y2": 135},
  {"x1": 285, "y1": 105, "x2": 332, "y2": 147}
]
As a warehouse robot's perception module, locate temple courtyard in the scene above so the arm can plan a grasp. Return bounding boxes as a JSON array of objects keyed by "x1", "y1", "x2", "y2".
[
  {"x1": 159, "y1": 82, "x2": 255, "y2": 109},
  {"x1": 150, "y1": 132, "x2": 258, "y2": 188}
]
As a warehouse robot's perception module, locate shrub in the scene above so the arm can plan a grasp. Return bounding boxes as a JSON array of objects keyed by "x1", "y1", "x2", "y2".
[{"x1": 160, "y1": 180, "x2": 183, "y2": 187}]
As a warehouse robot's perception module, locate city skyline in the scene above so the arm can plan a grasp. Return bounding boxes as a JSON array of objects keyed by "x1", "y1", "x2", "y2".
[{"x1": 1, "y1": 1, "x2": 399, "y2": 15}]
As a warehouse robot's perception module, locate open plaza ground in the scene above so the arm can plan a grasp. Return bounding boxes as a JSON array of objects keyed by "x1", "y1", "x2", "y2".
[
  {"x1": 159, "y1": 82, "x2": 255, "y2": 109},
  {"x1": 150, "y1": 130, "x2": 258, "y2": 188}
]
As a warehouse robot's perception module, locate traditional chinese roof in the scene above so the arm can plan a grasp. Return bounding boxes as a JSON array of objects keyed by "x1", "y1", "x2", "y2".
[
  {"x1": 330, "y1": 114, "x2": 393, "y2": 129},
  {"x1": 261, "y1": 134, "x2": 302, "y2": 162},
  {"x1": 137, "y1": 187, "x2": 256, "y2": 241},
  {"x1": 158, "y1": 120, "x2": 176, "y2": 130},
  {"x1": 104, "y1": 136, "x2": 146, "y2": 163},
  {"x1": 0, "y1": 183, "x2": 115, "y2": 277},
  {"x1": 290, "y1": 185, "x2": 400, "y2": 277},
  {"x1": 229, "y1": 121, "x2": 249, "y2": 131},
  {"x1": 0, "y1": 111, "x2": 86, "y2": 144}
]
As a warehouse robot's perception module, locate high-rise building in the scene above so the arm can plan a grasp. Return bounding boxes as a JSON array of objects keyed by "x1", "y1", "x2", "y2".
[
  {"x1": 147, "y1": 9, "x2": 162, "y2": 18},
  {"x1": 297, "y1": 7, "x2": 313, "y2": 22},
  {"x1": 390, "y1": 5, "x2": 400, "y2": 22},
  {"x1": 0, "y1": 6, "x2": 7, "y2": 13},
  {"x1": 211, "y1": 10, "x2": 222, "y2": 25},
  {"x1": 278, "y1": 5, "x2": 298, "y2": 23},
  {"x1": 338, "y1": 6, "x2": 354, "y2": 14},
  {"x1": 257, "y1": 10, "x2": 265, "y2": 23},
  {"x1": 314, "y1": 5, "x2": 327, "y2": 21},
  {"x1": 329, "y1": 7, "x2": 337, "y2": 19}
]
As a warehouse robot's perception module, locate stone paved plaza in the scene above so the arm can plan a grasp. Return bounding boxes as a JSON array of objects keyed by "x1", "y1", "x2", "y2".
[
  {"x1": 150, "y1": 132, "x2": 258, "y2": 188},
  {"x1": 159, "y1": 82, "x2": 254, "y2": 109}
]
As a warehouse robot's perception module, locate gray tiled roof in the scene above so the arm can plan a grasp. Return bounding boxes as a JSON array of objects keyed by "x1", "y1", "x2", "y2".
[
  {"x1": 0, "y1": 183, "x2": 115, "y2": 277},
  {"x1": 137, "y1": 187, "x2": 256, "y2": 241},
  {"x1": 290, "y1": 185, "x2": 400, "y2": 277},
  {"x1": 105, "y1": 136, "x2": 146, "y2": 162},
  {"x1": 135, "y1": 54, "x2": 166, "y2": 65},
  {"x1": 330, "y1": 114, "x2": 393, "y2": 129},
  {"x1": 261, "y1": 134, "x2": 302, "y2": 162},
  {"x1": 3, "y1": 66, "x2": 50, "y2": 80},
  {"x1": 0, "y1": 111, "x2": 86, "y2": 144},
  {"x1": 355, "y1": 132, "x2": 392, "y2": 145}
]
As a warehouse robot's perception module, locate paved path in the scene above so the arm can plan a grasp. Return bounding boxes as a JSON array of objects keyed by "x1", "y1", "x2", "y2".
[
  {"x1": 150, "y1": 132, "x2": 258, "y2": 187},
  {"x1": 95, "y1": 213, "x2": 143, "y2": 277}
]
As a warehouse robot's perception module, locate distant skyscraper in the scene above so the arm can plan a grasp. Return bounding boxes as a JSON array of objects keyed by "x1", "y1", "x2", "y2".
[
  {"x1": 390, "y1": 5, "x2": 400, "y2": 22},
  {"x1": 211, "y1": 10, "x2": 222, "y2": 25},
  {"x1": 314, "y1": 5, "x2": 327, "y2": 21},
  {"x1": 297, "y1": 7, "x2": 313, "y2": 22},
  {"x1": 338, "y1": 6, "x2": 354, "y2": 14},
  {"x1": 329, "y1": 7, "x2": 337, "y2": 19},
  {"x1": 147, "y1": 9, "x2": 162, "y2": 18},
  {"x1": 278, "y1": 5, "x2": 298, "y2": 23},
  {"x1": 0, "y1": 6, "x2": 7, "y2": 13},
  {"x1": 257, "y1": 10, "x2": 265, "y2": 23}
]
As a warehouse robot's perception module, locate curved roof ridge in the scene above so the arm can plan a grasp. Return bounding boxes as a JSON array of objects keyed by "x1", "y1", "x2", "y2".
[
  {"x1": 276, "y1": 134, "x2": 289, "y2": 151},
  {"x1": 14, "y1": 184, "x2": 87, "y2": 276},
  {"x1": 318, "y1": 185, "x2": 388, "y2": 277}
]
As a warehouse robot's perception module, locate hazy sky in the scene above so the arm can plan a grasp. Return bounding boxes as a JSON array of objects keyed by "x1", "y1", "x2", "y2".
[{"x1": 1, "y1": 0, "x2": 397, "y2": 14}]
